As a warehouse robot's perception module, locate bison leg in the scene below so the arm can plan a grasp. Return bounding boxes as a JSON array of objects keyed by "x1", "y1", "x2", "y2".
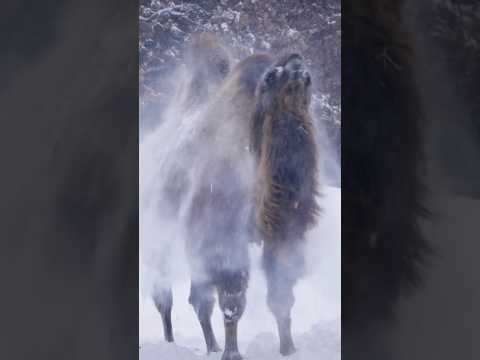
[
  {"x1": 189, "y1": 281, "x2": 221, "y2": 353},
  {"x1": 152, "y1": 287, "x2": 174, "y2": 343},
  {"x1": 267, "y1": 276, "x2": 296, "y2": 355},
  {"x1": 217, "y1": 269, "x2": 248, "y2": 360},
  {"x1": 263, "y1": 245, "x2": 304, "y2": 356}
]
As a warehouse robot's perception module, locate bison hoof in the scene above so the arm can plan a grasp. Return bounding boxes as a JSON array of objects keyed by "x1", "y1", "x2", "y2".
[
  {"x1": 208, "y1": 344, "x2": 222, "y2": 353},
  {"x1": 221, "y1": 350, "x2": 243, "y2": 360},
  {"x1": 164, "y1": 335, "x2": 174, "y2": 343},
  {"x1": 280, "y1": 344, "x2": 297, "y2": 356}
]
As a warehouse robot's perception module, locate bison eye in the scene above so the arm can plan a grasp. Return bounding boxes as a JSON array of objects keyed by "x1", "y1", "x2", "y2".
[
  {"x1": 264, "y1": 69, "x2": 277, "y2": 87},
  {"x1": 264, "y1": 66, "x2": 283, "y2": 88}
]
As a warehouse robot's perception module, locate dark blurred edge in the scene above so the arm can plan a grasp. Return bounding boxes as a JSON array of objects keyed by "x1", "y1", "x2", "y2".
[
  {"x1": 0, "y1": 1, "x2": 138, "y2": 359},
  {"x1": 342, "y1": 0, "x2": 480, "y2": 359}
]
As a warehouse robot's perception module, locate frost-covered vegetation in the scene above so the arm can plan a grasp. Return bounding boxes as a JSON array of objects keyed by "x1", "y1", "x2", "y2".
[{"x1": 139, "y1": 0, "x2": 340, "y2": 163}]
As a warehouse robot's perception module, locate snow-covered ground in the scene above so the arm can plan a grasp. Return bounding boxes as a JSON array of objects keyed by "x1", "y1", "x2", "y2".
[
  {"x1": 140, "y1": 319, "x2": 339, "y2": 360},
  {"x1": 139, "y1": 186, "x2": 340, "y2": 360}
]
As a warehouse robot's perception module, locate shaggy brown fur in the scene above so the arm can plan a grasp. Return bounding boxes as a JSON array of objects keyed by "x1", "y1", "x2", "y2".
[
  {"x1": 182, "y1": 33, "x2": 231, "y2": 109},
  {"x1": 158, "y1": 34, "x2": 231, "y2": 215},
  {"x1": 151, "y1": 33, "x2": 232, "y2": 346},
  {"x1": 249, "y1": 53, "x2": 320, "y2": 356},
  {"x1": 154, "y1": 45, "x2": 320, "y2": 360},
  {"x1": 251, "y1": 54, "x2": 320, "y2": 244}
]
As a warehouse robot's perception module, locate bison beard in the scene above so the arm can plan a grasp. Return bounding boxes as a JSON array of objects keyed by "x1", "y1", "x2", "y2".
[{"x1": 151, "y1": 46, "x2": 320, "y2": 359}]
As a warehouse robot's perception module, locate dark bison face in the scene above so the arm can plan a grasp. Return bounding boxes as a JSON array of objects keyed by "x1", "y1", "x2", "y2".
[{"x1": 259, "y1": 53, "x2": 312, "y2": 113}]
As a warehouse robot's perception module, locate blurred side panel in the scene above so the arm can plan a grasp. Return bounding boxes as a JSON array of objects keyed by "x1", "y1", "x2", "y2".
[
  {"x1": 342, "y1": 0, "x2": 480, "y2": 358},
  {"x1": 0, "y1": 1, "x2": 138, "y2": 359}
]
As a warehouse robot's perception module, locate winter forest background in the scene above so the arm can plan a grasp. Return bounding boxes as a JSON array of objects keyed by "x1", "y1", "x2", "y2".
[
  {"x1": 139, "y1": 1, "x2": 340, "y2": 359},
  {"x1": 140, "y1": 0, "x2": 341, "y2": 185}
]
